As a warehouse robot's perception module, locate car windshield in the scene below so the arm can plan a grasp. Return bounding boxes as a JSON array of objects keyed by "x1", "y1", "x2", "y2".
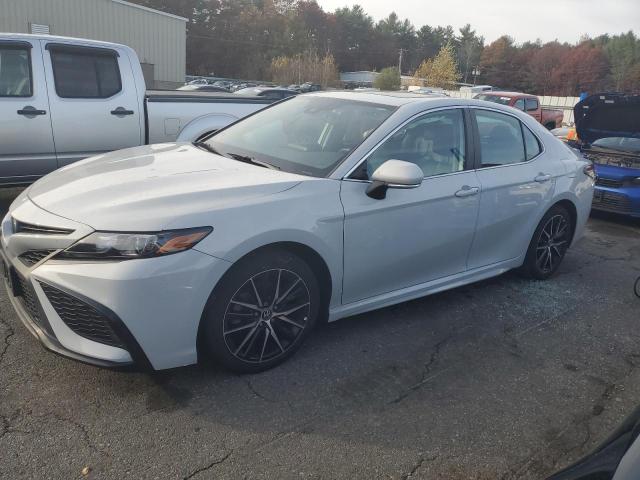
[
  {"x1": 592, "y1": 137, "x2": 640, "y2": 153},
  {"x1": 475, "y1": 94, "x2": 512, "y2": 105},
  {"x1": 204, "y1": 96, "x2": 396, "y2": 177}
]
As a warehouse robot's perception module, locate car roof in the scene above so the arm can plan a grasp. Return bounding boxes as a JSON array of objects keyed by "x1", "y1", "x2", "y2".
[
  {"x1": 308, "y1": 90, "x2": 459, "y2": 107},
  {"x1": 0, "y1": 32, "x2": 127, "y2": 50}
]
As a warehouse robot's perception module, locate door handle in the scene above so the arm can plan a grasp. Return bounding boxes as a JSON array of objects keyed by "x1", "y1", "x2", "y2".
[
  {"x1": 17, "y1": 106, "x2": 47, "y2": 117},
  {"x1": 111, "y1": 107, "x2": 135, "y2": 116},
  {"x1": 534, "y1": 173, "x2": 552, "y2": 183},
  {"x1": 455, "y1": 186, "x2": 480, "y2": 198}
]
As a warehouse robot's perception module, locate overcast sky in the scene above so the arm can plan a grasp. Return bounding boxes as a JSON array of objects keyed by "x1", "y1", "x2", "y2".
[{"x1": 316, "y1": 0, "x2": 640, "y2": 44}]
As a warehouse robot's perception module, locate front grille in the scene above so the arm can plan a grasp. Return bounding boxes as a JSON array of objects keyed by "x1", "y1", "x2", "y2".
[
  {"x1": 40, "y1": 283, "x2": 125, "y2": 349},
  {"x1": 13, "y1": 274, "x2": 44, "y2": 328},
  {"x1": 12, "y1": 218, "x2": 73, "y2": 235},
  {"x1": 595, "y1": 178, "x2": 624, "y2": 189},
  {"x1": 18, "y1": 249, "x2": 56, "y2": 267},
  {"x1": 592, "y1": 190, "x2": 632, "y2": 214}
]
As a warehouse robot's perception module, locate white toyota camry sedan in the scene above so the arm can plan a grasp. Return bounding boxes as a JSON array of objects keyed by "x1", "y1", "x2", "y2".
[{"x1": 1, "y1": 92, "x2": 594, "y2": 372}]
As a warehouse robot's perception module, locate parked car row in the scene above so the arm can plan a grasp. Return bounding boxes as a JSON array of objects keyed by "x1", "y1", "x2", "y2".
[{"x1": 185, "y1": 78, "x2": 322, "y2": 94}]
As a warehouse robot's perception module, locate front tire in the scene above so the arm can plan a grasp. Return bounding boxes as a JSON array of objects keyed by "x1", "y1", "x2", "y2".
[
  {"x1": 201, "y1": 248, "x2": 320, "y2": 373},
  {"x1": 520, "y1": 205, "x2": 573, "y2": 280}
]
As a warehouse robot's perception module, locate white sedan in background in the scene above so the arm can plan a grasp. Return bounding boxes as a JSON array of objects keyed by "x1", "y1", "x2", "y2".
[{"x1": 1, "y1": 92, "x2": 594, "y2": 372}]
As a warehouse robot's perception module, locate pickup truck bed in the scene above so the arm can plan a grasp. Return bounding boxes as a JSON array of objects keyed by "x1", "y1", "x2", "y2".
[{"x1": 144, "y1": 90, "x2": 273, "y2": 144}]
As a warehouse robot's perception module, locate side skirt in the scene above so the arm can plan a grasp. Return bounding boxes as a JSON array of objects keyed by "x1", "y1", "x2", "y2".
[{"x1": 328, "y1": 256, "x2": 524, "y2": 322}]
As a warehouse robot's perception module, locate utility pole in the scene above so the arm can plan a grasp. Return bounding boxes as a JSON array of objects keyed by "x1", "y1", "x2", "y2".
[
  {"x1": 472, "y1": 66, "x2": 480, "y2": 86},
  {"x1": 398, "y1": 49, "x2": 405, "y2": 75}
]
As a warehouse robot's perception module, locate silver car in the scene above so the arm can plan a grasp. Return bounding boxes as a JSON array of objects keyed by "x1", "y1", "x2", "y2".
[{"x1": 1, "y1": 92, "x2": 594, "y2": 372}]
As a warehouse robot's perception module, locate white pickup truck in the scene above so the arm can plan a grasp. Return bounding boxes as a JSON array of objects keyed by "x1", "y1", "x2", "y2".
[{"x1": 0, "y1": 33, "x2": 275, "y2": 186}]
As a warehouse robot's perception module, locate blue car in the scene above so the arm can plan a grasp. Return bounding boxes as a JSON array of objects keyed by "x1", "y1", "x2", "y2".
[{"x1": 574, "y1": 93, "x2": 640, "y2": 217}]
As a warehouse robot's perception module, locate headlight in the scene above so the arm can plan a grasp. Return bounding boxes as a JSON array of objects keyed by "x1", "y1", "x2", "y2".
[
  {"x1": 57, "y1": 227, "x2": 212, "y2": 260},
  {"x1": 633, "y1": 177, "x2": 640, "y2": 185}
]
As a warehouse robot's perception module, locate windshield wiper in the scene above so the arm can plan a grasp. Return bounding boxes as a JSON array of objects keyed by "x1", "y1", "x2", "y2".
[
  {"x1": 227, "y1": 152, "x2": 280, "y2": 170},
  {"x1": 193, "y1": 141, "x2": 224, "y2": 155}
]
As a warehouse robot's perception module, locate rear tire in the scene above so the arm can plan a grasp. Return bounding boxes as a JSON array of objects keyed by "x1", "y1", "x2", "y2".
[
  {"x1": 201, "y1": 248, "x2": 320, "y2": 373},
  {"x1": 520, "y1": 205, "x2": 573, "y2": 280}
]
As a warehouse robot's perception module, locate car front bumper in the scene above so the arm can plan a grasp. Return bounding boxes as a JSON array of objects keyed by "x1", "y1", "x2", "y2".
[
  {"x1": 1, "y1": 199, "x2": 232, "y2": 370},
  {"x1": 592, "y1": 164, "x2": 640, "y2": 217}
]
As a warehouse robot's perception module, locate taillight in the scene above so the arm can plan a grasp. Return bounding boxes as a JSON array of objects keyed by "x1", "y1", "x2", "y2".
[{"x1": 583, "y1": 164, "x2": 596, "y2": 180}]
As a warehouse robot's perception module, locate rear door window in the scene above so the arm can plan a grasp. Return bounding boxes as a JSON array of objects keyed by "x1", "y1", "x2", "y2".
[
  {"x1": 474, "y1": 110, "x2": 526, "y2": 167},
  {"x1": 49, "y1": 46, "x2": 121, "y2": 98},
  {"x1": 0, "y1": 44, "x2": 32, "y2": 97},
  {"x1": 525, "y1": 98, "x2": 539, "y2": 111}
]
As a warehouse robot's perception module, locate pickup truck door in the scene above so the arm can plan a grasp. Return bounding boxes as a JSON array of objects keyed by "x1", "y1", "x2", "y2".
[
  {"x1": 41, "y1": 41, "x2": 143, "y2": 167},
  {"x1": 0, "y1": 39, "x2": 56, "y2": 184}
]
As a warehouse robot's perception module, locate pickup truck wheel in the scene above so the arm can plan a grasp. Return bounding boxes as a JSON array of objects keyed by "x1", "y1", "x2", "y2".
[
  {"x1": 544, "y1": 122, "x2": 556, "y2": 130},
  {"x1": 201, "y1": 248, "x2": 320, "y2": 373},
  {"x1": 520, "y1": 205, "x2": 573, "y2": 280}
]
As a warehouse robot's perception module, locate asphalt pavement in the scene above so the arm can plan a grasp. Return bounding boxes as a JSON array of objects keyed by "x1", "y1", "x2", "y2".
[{"x1": 1, "y1": 186, "x2": 640, "y2": 480}]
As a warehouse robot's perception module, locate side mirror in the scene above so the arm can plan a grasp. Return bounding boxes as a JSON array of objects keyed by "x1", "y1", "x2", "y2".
[{"x1": 366, "y1": 160, "x2": 423, "y2": 199}]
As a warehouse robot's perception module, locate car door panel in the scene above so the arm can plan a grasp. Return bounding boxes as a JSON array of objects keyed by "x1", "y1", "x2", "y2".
[
  {"x1": 467, "y1": 108, "x2": 562, "y2": 269},
  {"x1": 469, "y1": 162, "x2": 557, "y2": 269},
  {"x1": 341, "y1": 172, "x2": 481, "y2": 304},
  {"x1": 0, "y1": 39, "x2": 55, "y2": 182}
]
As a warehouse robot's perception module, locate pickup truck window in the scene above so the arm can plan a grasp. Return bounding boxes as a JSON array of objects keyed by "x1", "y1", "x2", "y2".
[
  {"x1": 0, "y1": 45, "x2": 32, "y2": 97},
  {"x1": 49, "y1": 47, "x2": 121, "y2": 99},
  {"x1": 514, "y1": 99, "x2": 525, "y2": 110},
  {"x1": 475, "y1": 110, "x2": 526, "y2": 167},
  {"x1": 525, "y1": 98, "x2": 539, "y2": 111}
]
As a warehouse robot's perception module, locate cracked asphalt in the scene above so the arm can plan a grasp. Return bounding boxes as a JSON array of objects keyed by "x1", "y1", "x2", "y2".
[{"x1": 1, "y1": 186, "x2": 640, "y2": 480}]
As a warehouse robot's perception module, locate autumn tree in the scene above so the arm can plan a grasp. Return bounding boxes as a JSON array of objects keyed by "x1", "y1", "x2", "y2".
[
  {"x1": 551, "y1": 42, "x2": 609, "y2": 95},
  {"x1": 130, "y1": 0, "x2": 634, "y2": 95},
  {"x1": 413, "y1": 44, "x2": 460, "y2": 89},
  {"x1": 270, "y1": 51, "x2": 339, "y2": 87}
]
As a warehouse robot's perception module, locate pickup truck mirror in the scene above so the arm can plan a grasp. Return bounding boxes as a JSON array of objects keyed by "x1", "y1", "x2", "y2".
[{"x1": 366, "y1": 160, "x2": 423, "y2": 200}]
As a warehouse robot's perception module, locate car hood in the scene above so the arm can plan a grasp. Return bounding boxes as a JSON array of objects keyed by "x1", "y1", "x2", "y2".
[
  {"x1": 27, "y1": 143, "x2": 305, "y2": 231},
  {"x1": 575, "y1": 93, "x2": 640, "y2": 145}
]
